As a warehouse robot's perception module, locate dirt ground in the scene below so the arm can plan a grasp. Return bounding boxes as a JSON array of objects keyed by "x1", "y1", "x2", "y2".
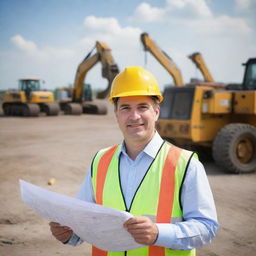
[{"x1": 0, "y1": 101, "x2": 255, "y2": 256}]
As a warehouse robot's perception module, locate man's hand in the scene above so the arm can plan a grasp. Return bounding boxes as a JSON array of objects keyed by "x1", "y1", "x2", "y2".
[
  {"x1": 49, "y1": 222, "x2": 73, "y2": 243},
  {"x1": 123, "y1": 216, "x2": 159, "y2": 245}
]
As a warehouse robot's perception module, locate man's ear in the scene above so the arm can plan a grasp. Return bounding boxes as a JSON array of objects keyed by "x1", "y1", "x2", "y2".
[{"x1": 155, "y1": 105, "x2": 160, "y2": 121}]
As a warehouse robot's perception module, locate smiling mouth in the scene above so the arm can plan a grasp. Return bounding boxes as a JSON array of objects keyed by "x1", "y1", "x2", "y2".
[{"x1": 127, "y1": 123, "x2": 144, "y2": 128}]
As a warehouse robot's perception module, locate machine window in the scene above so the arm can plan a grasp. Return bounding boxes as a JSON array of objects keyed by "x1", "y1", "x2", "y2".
[
  {"x1": 244, "y1": 63, "x2": 256, "y2": 90},
  {"x1": 160, "y1": 87, "x2": 194, "y2": 120}
]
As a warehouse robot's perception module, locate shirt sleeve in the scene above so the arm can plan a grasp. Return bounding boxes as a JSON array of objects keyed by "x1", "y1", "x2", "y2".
[
  {"x1": 65, "y1": 169, "x2": 95, "y2": 246},
  {"x1": 154, "y1": 157, "x2": 220, "y2": 250},
  {"x1": 76, "y1": 169, "x2": 96, "y2": 203}
]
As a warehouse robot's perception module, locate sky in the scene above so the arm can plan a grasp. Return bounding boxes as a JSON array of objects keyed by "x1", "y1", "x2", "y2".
[{"x1": 0, "y1": 0, "x2": 255, "y2": 92}]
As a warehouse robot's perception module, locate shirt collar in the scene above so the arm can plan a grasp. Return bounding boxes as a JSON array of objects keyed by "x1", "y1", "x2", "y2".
[{"x1": 118, "y1": 131, "x2": 163, "y2": 159}]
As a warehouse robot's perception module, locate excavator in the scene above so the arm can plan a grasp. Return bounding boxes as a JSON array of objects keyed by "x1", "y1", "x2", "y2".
[
  {"x1": 140, "y1": 32, "x2": 256, "y2": 173},
  {"x1": 3, "y1": 78, "x2": 60, "y2": 117},
  {"x1": 60, "y1": 41, "x2": 119, "y2": 115}
]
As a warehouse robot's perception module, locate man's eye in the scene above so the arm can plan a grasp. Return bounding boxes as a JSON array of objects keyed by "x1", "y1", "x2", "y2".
[{"x1": 120, "y1": 106, "x2": 129, "y2": 111}]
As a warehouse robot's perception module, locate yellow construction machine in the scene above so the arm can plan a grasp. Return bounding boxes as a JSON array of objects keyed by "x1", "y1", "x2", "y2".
[
  {"x1": 141, "y1": 32, "x2": 256, "y2": 173},
  {"x1": 60, "y1": 41, "x2": 119, "y2": 115},
  {"x1": 3, "y1": 78, "x2": 60, "y2": 117}
]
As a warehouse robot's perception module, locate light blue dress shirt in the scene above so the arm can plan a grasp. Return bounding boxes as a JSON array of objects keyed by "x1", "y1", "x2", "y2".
[{"x1": 67, "y1": 132, "x2": 219, "y2": 250}]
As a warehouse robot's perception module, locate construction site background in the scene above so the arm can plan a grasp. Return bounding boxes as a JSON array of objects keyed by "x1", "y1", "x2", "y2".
[{"x1": 0, "y1": 102, "x2": 255, "y2": 256}]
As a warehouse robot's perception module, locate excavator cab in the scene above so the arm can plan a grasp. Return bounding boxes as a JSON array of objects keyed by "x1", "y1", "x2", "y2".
[{"x1": 84, "y1": 83, "x2": 93, "y2": 101}]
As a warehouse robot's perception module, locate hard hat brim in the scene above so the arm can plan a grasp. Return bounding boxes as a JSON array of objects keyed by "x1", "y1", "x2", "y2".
[{"x1": 109, "y1": 90, "x2": 163, "y2": 103}]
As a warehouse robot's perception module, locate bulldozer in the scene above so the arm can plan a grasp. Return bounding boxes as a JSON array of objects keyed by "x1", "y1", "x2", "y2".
[
  {"x1": 59, "y1": 41, "x2": 119, "y2": 115},
  {"x1": 140, "y1": 32, "x2": 256, "y2": 173},
  {"x1": 2, "y1": 78, "x2": 60, "y2": 117}
]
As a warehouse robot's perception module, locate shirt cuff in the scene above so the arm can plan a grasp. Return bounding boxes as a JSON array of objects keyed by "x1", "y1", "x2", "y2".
[
  {"x1": 64, "y1": 233, "x2": 83, "y2": 246},
  {"x1": 154, "y1": 223, "x2": 176, "y2": 248}
]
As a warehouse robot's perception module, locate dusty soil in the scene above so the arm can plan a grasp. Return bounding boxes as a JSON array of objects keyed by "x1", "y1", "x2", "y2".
[{"x1": 0, "y1": 101, "x2": 255, "y2": 256}]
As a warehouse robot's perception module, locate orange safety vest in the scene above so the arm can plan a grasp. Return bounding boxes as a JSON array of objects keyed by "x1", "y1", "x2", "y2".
[{"x1": 91, "y1": 141, "x2": 196, "y2": 256}]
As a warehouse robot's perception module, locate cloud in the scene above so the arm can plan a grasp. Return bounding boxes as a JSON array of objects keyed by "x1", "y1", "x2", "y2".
[
  {"x1": 132, "y1": 3, "x2": 166, "y2": 23},
  {"x1": 235, "y1": 0, "x2": 251, "y2": 9},
  {"x1": 130, "y1": 0, "x2": 251, "y2": 37},
  {"x1": 235, "y1": 0, "x2": 256, "y2": 20},
  {"x1": 80, "y1": 16, "x2": 142, "y2": 50},
  {"x1": 11, "y1": 35, "x2": 38, "y2": 54},
  {"x1": 132, "y1": 0, "x2": 212, "y2": 23},
  {"x1": 165, "y1": 0, "x2": 212, "y2": 18},
  {"x1": 84, "y1": 16, "x2": 121, "y2": 34},
  {"x1": 83, "y1": 15, "x2": 141, "y2": 39},
  {"x1": 189, "y1": 15, "x2": 251, "y2": 36},
  {"x1": 11, "y1": 34, "x2": 74, "y2": 59}
]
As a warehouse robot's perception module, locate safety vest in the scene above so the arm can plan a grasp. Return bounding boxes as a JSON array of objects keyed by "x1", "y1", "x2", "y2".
[{"x1": 91, "y1": 141, "x2": 196, "y2": 256}]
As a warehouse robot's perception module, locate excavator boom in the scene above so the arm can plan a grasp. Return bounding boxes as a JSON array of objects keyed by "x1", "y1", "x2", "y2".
[
  {"x1": 188, "y1": 52, "x2": 215, "y2": 83},
  {"x1": 72, "y1": 53, "x2": 99, "y2": 102},
  {"x1": 140, "y1": 33, "x2": 184, "y2": 86}
]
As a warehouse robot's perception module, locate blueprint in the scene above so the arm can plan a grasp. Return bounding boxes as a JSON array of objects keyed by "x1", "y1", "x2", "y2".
[{"x1": 19, "y1": 180, "x2": 144, "y2": 251}]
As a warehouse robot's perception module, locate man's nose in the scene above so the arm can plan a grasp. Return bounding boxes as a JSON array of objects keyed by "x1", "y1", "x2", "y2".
[{"x1": 129, "y1": 109, "x2": 140, "y2": 120}]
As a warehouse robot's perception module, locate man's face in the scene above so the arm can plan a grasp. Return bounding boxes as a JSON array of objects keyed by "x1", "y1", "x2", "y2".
[{"x1": 115, "y1": 96, "x2": 160, "y2": 144}]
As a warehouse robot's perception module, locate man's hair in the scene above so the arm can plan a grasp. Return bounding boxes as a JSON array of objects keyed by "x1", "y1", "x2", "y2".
[{"x1": 113, "y1": 96, "x2": 160, "y2": 110}]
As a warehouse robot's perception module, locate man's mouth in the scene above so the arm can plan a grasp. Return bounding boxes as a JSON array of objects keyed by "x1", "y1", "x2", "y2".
[{"x1": 127, "y1": 123, "x2": 144, "y2": 128}]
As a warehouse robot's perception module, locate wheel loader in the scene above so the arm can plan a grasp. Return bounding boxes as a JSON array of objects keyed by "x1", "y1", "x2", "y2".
[
  {"x1": 3, "y1": 78, "x2": 60, "y2": 117},
  {"x1": 141, "y1": 32, "x2": 256, "y2": 173}
]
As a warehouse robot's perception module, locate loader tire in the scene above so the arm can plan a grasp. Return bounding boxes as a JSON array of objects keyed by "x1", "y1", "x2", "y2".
[{"x1": 212, "y1": 123, "x2": 256, "y2": 173}]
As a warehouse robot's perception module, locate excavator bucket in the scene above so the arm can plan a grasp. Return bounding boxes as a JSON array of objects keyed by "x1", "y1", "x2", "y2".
[{"x1": 96, "y1": 63, "x2": 120, "y2": 99}]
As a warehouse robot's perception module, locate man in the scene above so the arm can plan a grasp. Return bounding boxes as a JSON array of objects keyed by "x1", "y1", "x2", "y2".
[{"x1": 50, "y1": 66, "x2": 219, "y2": 256}]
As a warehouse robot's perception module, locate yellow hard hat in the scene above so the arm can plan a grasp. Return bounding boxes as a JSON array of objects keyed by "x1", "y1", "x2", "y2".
[{"x1": 109, "y1": 66, "x2": 163, "y2": 103}]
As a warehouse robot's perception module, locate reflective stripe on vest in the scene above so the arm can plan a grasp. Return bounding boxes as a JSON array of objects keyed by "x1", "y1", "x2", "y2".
[
  {"x1": 91, "y1": 142, "x2": 196, "y2": 256},
  {"x1": 95, "y1": 145, "x2": 118, "y2": 205},
  {"x1": 149, "y1": 145, "x2": 182, "y2": 256}
]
